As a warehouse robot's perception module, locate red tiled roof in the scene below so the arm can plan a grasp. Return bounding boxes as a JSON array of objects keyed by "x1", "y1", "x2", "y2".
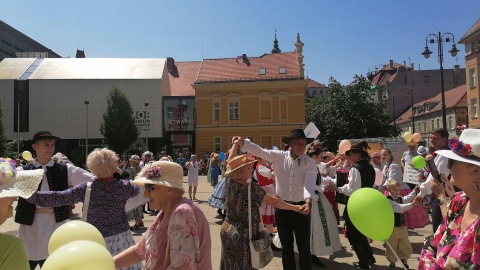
[
  {"x1": 307, "y1": 78, "x2": 325, "y2": 88},
  {"x1": 195, "y1": 51, "x2": 300, "y2": 83},
  {"x1": 370, "y1": 62, "x2": 405, "y2": 86},
  {"x1": 168, "y1": 61, "x2": 201, "y2": 96},
  {"x1": 459, "y1": 18, "x2": 480, "y2": 43},
  {"x1": 395, "y1": 84, "x2": 467, "y2": 124}
]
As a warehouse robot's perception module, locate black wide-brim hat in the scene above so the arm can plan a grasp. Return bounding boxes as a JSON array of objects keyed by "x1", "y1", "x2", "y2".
[
  {"x1": 345, "y1": 144, "x2": 369, "y2": 156},
  {"x1": 282, "y1": 129, "x2": 314, "y2": 145},
  {"x1": 32, "y1": 130, "x2": 61, "y2": 143}
]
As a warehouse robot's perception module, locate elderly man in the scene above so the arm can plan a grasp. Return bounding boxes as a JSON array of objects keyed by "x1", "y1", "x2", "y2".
[
  {"x1": 139, "y1": 151, "x2": 153, "y2": 168},
  {"x1": 233, "y1": 129, "x2": 317, "y2": 270}
]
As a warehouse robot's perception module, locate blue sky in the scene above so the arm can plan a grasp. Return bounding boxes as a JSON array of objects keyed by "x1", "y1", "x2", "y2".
[{"x1": 1, "y1": 1, "x2": 479, "y2": 85}]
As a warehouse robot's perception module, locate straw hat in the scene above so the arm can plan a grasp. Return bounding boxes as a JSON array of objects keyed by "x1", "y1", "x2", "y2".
[
  {"x1": 406, "y1": 141, "x2": 418, "y2": 147},
  {"x1": 224, "y1": 155, "x2": 256, "y2": 175},
  {"x1": 0, "y1": 158, "x2": 44, "y2": 198},
  {"x1": 130, "y1": 155, "x2": 141, "y2": 161},
  {"x1": 133, "y1": 161, "x2": 184, "y2": 191},
  {"x1": 436, "y1": 129, "x2": 480, "y2": 167}
]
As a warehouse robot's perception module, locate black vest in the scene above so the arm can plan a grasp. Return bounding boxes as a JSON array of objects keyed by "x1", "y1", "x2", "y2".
[
  {"x1": 15, "y1": 162, "x2": 70, "y2": 225},
  {"x1": 387, "y1": 195, "x2": 405, "y2": 227},
  {"x1": 343, "y1": 159, "x2": 376, "y2": 220}
]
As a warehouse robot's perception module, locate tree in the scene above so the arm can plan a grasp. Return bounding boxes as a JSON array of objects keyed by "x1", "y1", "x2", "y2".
[
  {"x1": 0, "y1": 99, "x2": 8, "y2": 157},
  {"x1": 100, "y1": 88, "x2": 139, "y2": 154},
  {"x1": 306, "y1": 75, "x2": 401, "y2": 152}
]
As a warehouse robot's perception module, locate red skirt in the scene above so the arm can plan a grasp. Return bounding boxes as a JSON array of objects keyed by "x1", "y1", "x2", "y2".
[{"x1": 384, "y1": 188, "x2": 429, "y2": 229}]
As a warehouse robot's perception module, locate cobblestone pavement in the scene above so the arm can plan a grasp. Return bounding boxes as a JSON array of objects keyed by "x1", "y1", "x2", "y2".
[{"x1": 1, "y1": 175, "x2": 430, "y2": 269}]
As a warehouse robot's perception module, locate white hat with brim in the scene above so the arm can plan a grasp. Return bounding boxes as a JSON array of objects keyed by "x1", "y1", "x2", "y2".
[
  {"x1": 435, "y1": 129, "x2": 480, "y2": 167},
  {"x1": 132, "y1": 161, "x2": 184, "y2": 191},
  {"x1": 0, "y1": 169, "x2": 44, "y2": 198}
]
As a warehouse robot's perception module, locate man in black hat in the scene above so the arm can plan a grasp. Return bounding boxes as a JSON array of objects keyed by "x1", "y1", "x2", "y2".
[
  {"x1": 15, "y1": 131, "x2": 94, "y2": 270},
  {"x1": 232, "y1": 129, "x2": 317, "y2": 270}
]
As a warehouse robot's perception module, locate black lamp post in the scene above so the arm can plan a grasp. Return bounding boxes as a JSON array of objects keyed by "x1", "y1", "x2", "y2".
[{"x1": 421, "y1": 32, "x2": 460, "y2": 130}]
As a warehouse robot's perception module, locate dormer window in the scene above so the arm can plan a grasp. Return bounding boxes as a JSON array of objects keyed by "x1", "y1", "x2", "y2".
[
  {"x1": 424, "y1": 103, "x2": 430, "y2": 113},
  {"x1": 278, "y1": 67, "x2": 287, "y2": 74},
  {"x1": 258, "y1": 68, "x2": 266, "y2": 75},
  {"x1": 413, "y1": 106, "x2": 418, "y2": 115}
]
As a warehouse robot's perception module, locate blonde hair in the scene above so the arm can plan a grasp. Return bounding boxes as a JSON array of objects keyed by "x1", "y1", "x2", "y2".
[
  {"x1": 386, "y1": 179, "x2": 401, "y2": 189},
  {"x1": 87, "y1": 148, "x2": 117, "y2": 178}
]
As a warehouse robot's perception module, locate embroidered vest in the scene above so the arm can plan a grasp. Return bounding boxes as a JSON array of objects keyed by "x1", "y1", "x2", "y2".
[
  {"x1": 15, "y1": 162, "x2": 70, "y2": 225},
  {"x1": 387, "y1": 195, "x2": 406, "y2": 227}
]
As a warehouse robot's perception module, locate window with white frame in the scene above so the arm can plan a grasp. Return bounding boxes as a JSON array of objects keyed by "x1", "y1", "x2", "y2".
[
  {"x1": 214, "y1": 137, "x2": 221, "y2": 152},
  {"x1": 431, "y1": 120, "x2": 435, "y2": 130},
  {"x1": 213, "y1": 102, "x2": 220, "y2": 121},
  {"x1": 229, "y1": 101, "x2": 239, "y2": 120},
  {"x1": 471, "y1": 98, "x2": 478, "y2": 118},
  {"x1": 470, "y1": 68, "x2": 476, "y2": 88}
]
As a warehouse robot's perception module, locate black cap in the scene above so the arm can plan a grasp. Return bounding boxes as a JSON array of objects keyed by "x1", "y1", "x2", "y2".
[{"x1": 32, "y1": 130, "x2": 61, "y2": 143}]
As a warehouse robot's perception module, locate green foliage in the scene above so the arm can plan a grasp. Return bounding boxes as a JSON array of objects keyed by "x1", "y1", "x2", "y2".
[
  {"x1": 306, "y1": 76, "x2": 401, "y2": 152},
  {"x1": 5, "y1": 139, "x2": 28, "y2": 159},
  {"x1": 100, "y1": 88, "x2": 140, "y2": 154},
  {"x1": 0, "y1": 99, "x2": 7, "y2": 156}
]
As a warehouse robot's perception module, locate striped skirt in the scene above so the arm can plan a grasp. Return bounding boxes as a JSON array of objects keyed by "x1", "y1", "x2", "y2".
[{"x1": 208, "y1": 177, "x2": 227, "y2": 209}]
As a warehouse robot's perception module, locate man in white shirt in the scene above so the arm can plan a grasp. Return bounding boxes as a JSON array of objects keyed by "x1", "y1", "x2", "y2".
[
  {"x1": 139, "y1": 151, "x2": 153, "y2": 168},
  {"x1": 233, "y1": 129, "x2": 316, "y2": 270}
]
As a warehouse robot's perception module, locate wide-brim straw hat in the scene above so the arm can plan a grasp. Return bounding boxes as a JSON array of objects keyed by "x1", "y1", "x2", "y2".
[
  {"x1": 406, "y1": 141, "x2": 418, "y2": 147},
  {"x1": 224, "y1": 155, "x2": 256, "y2": 175},
  {"x1": 0, "y1": 167, "x2": 44, "y2": 199},
  {"x1": 133, "y1": 161, "x2": 184, "y2": 191},
  {"x1": 435, "y1": 129, "x2": 480, "y2": 167}
]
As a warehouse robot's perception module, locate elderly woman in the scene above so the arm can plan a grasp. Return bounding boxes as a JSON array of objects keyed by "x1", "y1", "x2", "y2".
[
  {"x1": 0, "y1": 159, "x2": 43, "y2": 270},
  {"x1": 220, "y1": 153, "x2": 305, "y2": 270},
  {"x1": 419, "y1": 129, "x2": 480, "y2": 268},
  {"x1": 114, "y1": 161, "x2": 212, "y2": 270},
  {"x1": 27, "y1": 148, "x2": 143, "y2": 270}
]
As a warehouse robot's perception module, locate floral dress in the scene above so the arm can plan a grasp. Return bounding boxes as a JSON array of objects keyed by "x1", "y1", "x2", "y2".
[
  {"x1": 419, "y1": 192, "x2": 480, "y2": 269},
  {"x1": 126, "y1": 166, "x2": 144, "y2": 221}
]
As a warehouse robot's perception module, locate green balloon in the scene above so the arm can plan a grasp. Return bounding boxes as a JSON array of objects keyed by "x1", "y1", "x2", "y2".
[
  {"x1": 411, "y1": 155, "x2": 426, "y2": 170},
  {"x1": 347, "y1": 188, "x2": 394, "y2": 242}
]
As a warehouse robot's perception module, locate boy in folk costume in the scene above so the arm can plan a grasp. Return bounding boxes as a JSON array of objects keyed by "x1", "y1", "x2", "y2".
[{"x1": 15, "y1": 131, "x2": 94, "y2": 269}]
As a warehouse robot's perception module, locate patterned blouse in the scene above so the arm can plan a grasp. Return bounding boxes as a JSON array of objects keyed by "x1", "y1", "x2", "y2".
[{"x1": 419, "y1": 192, "x2": 480, "y2": 269}]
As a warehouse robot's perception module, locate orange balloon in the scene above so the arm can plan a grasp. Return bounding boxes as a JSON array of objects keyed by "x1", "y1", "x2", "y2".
[
  {"x1": 412, "y1": 133, "x2": 422, "y2": 143},
  {"x1": 338, "y1": 140, "x2": 351, "y2": 155}
]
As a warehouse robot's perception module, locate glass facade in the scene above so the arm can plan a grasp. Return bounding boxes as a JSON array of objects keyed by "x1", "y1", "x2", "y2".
[{"x1": 163, "y1": 97, "x2": 196, "y2": 132}]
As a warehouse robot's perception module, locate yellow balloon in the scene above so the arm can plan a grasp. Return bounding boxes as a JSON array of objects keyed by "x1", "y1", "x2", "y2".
[
  {"x1": 22, "y1": 151, "x2": 33, "y2": 161},
  {"x1": 49, "y1": 221, "x2": 106, "y2": 255},
  {"x1": 42, "y1": 240, "x2": 115, "y2": 270},
  {"x1": 403, "y1": 132, "x2": 413, "y2": 143}
]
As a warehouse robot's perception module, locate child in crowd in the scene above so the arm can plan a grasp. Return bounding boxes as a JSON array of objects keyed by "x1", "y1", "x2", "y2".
[{"x1": 385, "y1": 180, "x2": 422, "y2": 269}]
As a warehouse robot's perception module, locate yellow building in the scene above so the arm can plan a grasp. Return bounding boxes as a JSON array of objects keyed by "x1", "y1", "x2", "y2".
[
  {"x1": 194, "y1": 34, "x2": 308, "y2": 153},
  {"x1": 459, "y1": 18, "x2": 480, "y2": 128}
]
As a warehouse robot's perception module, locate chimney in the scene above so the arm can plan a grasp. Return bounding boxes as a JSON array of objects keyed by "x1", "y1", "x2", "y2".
[
  {"x1": 389, "y1": 60, "x2": 394, "y2": 69},
  {"x1": 410, "y1": 63, "x2": 414, "y2": 70},
  {"x1": 167, "y1": 57, "x2": 175, "y2": 72},
  {"x1": 242, "y1": 54, "x2": 247, "y2": 62},
  {"x1": 403, "y1": 61, "x2": 406, "y2": 66},
  {"x1": 75, "y1": 48, "x2": 85, "y2": 58},
  {"x1": 454, "y1": 64, "x2": 460, "y2": 87}
]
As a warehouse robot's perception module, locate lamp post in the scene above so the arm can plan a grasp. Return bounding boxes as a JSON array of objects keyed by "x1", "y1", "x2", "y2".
[
  {"x1": 144, "y1": 103, "x2": 149, "y2": 150},
  {"x1": 16, "y1": 98, "x2": 20, "y2": 157},
  {"x1": 405, "y1": 90, "x2": 415, "y2": 133},
  {"x1": 421, "y1": 32, "x2": 460, "y2": 130},
  {"x1": 85, "y1": 101, "x2": 89, "y2": 163}
]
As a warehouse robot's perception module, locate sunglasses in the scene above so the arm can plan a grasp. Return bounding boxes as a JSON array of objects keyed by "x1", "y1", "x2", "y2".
[{"x1": 145, "y1": 184, "x2": 155, "y2": 192}]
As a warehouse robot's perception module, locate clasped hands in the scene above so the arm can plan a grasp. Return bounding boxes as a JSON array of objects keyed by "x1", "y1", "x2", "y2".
[{"x1": 295, "y1": 204, "x2": 310, "y2": 215}]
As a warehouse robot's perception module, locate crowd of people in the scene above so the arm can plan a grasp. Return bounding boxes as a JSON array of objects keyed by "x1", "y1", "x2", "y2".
[{"x1": 1, "y1": 127, "x2": 480, "y2": 270}]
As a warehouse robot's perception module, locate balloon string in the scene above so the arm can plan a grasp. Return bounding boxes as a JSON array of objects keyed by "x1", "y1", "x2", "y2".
[{"x1": 385, "y1": 241, "x2": 408, "y2": 270}]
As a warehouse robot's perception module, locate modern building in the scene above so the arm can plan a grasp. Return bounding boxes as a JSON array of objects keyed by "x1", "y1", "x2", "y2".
[
  {"x1": 305, "y1": 78, "x2": 328, "y2": 98},
  {"x1": 368, "y1": 60, "x2": 465, "y2": 122},
  {"x1": 0, "y1": 20, "x2": 61, "y2": 61},
  {"x1": 0, "y1": 58, "x2": 168, "y2": 164},
  {"x1": 394, "y1": 84, "x2": 468, "y2": 139},
  {"x1": 459, "y1": 18, "x2": 480, "y2": 128},
  {"x1": 194, "y1": 34, "x2": 309, "y2": 153}
]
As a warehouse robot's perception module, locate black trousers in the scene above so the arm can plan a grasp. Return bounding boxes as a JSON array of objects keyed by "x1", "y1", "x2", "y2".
[
  {"x1": 275, "y1": 205, "x2": 312, "y2": 270},
  {"x1": 431, "y1": 197, "x2": 443, "y2": 233},
  {"x1": 344, "y1": 216, "x2": 374, "y2": 269},
  {"x1": 29, "y1": 259, "x2": 46, "y2": 270}
]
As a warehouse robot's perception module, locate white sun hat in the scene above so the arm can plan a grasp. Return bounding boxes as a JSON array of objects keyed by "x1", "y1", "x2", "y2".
[
  {"x1": 0, "y1": 158, "x2": 44, "y2": 198},
  {"x1": 435, "y1": 129, "x2": 480, "y2": 167},
  {"x1": 133, "y1": 161, "x2": 184, "y2": 191}
]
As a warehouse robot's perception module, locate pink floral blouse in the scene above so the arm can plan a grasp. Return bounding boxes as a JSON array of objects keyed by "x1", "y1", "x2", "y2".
[
  {"x1": 135, "y1": 198, "x2": 211, "y2": 270},
  {"x1": 419, "y1": 192, "x2": 480, "y2": 269}
]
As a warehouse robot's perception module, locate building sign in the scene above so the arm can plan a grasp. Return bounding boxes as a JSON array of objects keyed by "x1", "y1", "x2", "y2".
[
  {"x1": 134, "y1": 111, "x2": 150, "y2": 132},
  {"x1": 163, "y1": 97, "x2": 196, "y2": 132}
]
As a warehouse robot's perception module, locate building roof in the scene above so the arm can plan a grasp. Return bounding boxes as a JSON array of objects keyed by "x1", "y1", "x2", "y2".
[
  {"x1": 195, "y1": 51, "x2": 300, "y2": 83},
  {"x1": 459, "y1": 18, "x2": 480, "y2": 43},
  {"x1": 22, "y1": 58, "x2": 166, "y2": 79},
  {"x1": 307, "y1": 78, "x2": 326, "y2": 88},
  {"x1": 168, "y1": 61, "x2": 201, "y2": 96},
  {"x1": 369, "y1": 61, "x2": 406, "y2": 86},
  {"x1": 0, "y1": 58, "x2": 36, "y2": 79},
  {"x1": 395, "y1": 84, "x2": 467, "y2": 125}
]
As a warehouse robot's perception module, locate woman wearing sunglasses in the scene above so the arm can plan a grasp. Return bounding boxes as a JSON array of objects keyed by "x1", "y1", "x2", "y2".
[{"x1": 419, "y1": 129, "x2": 480, "y2": 269}]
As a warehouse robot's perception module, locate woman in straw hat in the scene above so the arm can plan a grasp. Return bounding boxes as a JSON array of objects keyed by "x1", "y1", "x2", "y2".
[
  {"x1": 0, "y1": 158, "x2": 44, "y2": 270},
  {"x1": 220, "y1": 154, "x2": 306, "y2": 270},
  {"x1": 419, "y1": 129, "x2": 480, "y2": 269},
  {"x1": 27, "y1": 148, "x2": 143, "y2": 270},
  {"x1": 114, "y1": 161, "x2": 212, "y2": 270}
]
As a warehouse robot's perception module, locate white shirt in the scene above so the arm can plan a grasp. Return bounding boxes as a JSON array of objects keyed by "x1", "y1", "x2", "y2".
[
  {"x1": 337, "y1": 167, "x2": 361, "y2": 196},
  {"x1": 387, "y1": 191, "x2": 416, "y2": 213},
  {"x1": 419, "y1": 153, "x2": 450, "y2": 197},
  {"x1": 242, "y1": 140, "x2": 317, "y2": 202},
  {"x1": 18, "y1": 160, "x2": 95, "y2": 260}
]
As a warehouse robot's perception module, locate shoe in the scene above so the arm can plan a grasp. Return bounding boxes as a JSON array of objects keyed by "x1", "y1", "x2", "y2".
[
  {"x1": 401, "y1": 260, "x2": 409, "y2": 269},
  {"x1": 193, "y1": 197, "x2": 198, "y2": 201},
  {"x1": 388, "y1": 262, "x2": 395, "y2": 268},
  {"x1": 130, "y1": 222, "x2": 144, "y2": 230},
  {"x1": 271, "y1": 242, "x2": 282, "y2": 251},
  {"x1": 353, "y1": 262, "x2": 369, "y2": 269},
  {"x1": 311, "y1": 255, "x2": 325, "y2": 267}
]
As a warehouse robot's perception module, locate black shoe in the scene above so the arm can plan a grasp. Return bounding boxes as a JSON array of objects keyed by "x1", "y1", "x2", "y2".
[
  {"x1": 311, "y1": 255, "x2": 325, "y2": 267},
  {"x1": 353, "y1": 262, "x2": 369, "y2": 269},
  {"x1": 271, "y1": 242, "x2": 282, "y2": 251},
  {"x1": 388, "y1": 262, "x2": 395, "y2": 268},
  {"x1": 369, "y1": 257, "x2": 376, "y2": 265},
  {"x1": 401, "y1": 260, "x2": 409, "y2": 269}
]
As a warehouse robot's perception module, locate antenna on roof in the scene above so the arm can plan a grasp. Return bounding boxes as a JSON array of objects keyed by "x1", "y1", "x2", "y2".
[{"x1": 201, "y1": 43, "x2": 204, "y2": 59}]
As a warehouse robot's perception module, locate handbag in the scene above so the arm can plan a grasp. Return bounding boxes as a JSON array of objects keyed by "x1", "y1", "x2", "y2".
[{"x1": 248, "y1": 182, "x2": 273, "y2": 269}]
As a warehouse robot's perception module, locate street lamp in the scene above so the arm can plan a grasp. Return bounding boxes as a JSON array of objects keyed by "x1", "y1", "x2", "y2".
[
  {"x1": 85, "y1": 101, "x2": 89, "y2": 163},
  {"x1": 421, "y1": 32, "x2": 460, "y2": 130},
  {"x1": 405, "y1": 90, "x2": 415, "y2": 133},
  {"x1": 16, "y1": 98, "x2": 20, "y2": 158},
  {"x1": 144, "y1": 103, "x2": 149, "y2": 150}
]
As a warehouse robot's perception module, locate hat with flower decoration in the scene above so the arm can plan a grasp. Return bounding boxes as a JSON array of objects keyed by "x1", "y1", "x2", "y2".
[
  {"x1": 435, "y1": 129, "x2": 480, "y2": 167},
  {"x1": 0, "y1": 158, "x2": 44, "y2": 198},
  {"x1": 133, "y1": 161, "x2": 184, "y2": 191}
]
